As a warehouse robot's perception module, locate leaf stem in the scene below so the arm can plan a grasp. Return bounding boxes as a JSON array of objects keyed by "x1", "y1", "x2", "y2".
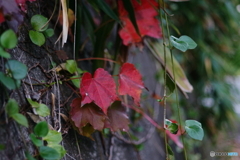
[
  {"x1": 76, "y1": 57, "x2": 120, "y2": 65},
  {"x1": 159, "y1": 0, "x2": 169, "y2": 158},
  {"x1": 164, "y1": 9, "x2": 188, "y2": 160}
]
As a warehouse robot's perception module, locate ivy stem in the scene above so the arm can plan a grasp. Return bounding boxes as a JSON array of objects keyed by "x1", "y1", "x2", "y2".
[
  {"x1": 73, "y1": 0, "x2": 77, "y2": 60},
  {"x1": 164, "y1": 9, "x2": 188, "y2": 160},
  {"x1": 74, "y1": 131, "x2": 83, "y2": 160},
  {"x1": 159, "y1": 0, "x2": 169, "y2": 158},
  {"x1": 76, "y1": 57, "x2": 120, "y2": 65}
]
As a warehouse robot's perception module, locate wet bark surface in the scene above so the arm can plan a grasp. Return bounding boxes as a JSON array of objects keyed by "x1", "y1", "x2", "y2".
[{"x1": 0, "y1": 1, "x2": 166, "y2": 160}]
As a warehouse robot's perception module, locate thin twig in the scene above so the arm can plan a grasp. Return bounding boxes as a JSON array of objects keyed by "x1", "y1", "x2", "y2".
[
  {"x1": 74, "y1": 131, "x2": 83, "y2": 160},
  {"x1": 73, "y1": 0, "x2": 77, "y2": 60},
  {"x1": 66, "y1": 153, "x2": 76, "y2": 160},
  {"x1": 60, "y1": 92, "x2": 74, "y2": 107},
  {"x1": 108, "y1": 136, "x2": 114, "y2": 160}
]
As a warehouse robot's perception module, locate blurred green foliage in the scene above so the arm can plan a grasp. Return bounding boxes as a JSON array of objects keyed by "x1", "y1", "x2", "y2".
[{"x1": 166, "y1": 0, "x2": 240, "y2": 157}]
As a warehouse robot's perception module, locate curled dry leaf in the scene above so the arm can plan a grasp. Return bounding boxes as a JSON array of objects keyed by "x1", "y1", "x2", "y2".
[
  {"x1": 118, "y1": 63, "x2": 145, "y2": 105},
  {"x1": 80, "y1": 68, "x2": 118, "y2": 114},
  {"x1": 60, "y1": 0, "x2": 68, "y2": 47},
  {"x1": 145, "y1": 39, "x2": 193, "y2": 94},
  {"x1": 27, "y1": 112, "x2": 45, "y2": 123},
  {"x1": 59, "y1": 9, "x2": 75, "y2": 28},
  {"x1": 118, "y1": 0, "x2": 162, "y2": 45}
]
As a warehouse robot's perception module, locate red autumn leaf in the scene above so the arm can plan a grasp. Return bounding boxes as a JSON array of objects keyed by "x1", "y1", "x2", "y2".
[
  {"x1": 80, "y1": 68, "x2": 118, "y2": 114},
  {"x1": 118, "y1": 0, "x2": 162, "y2": 45},
  {"x1": 15, "y1": 0, "x2": 36, "y2": 12},
  {"x1": 0, "y1": 10, "x2": 4, "y2": 23},
  {"x1": 0, "y1": 0, "x2": 24, "y2": 31},
  {"x1": 70, "y1": 98, "x2": 108, "y2": 135},
  {"x1": 118, "y1": 63, "x2": 144, "y2": 105},
  {"x1": 106, "y1": 101, "x2": 129, "y2": 132}
]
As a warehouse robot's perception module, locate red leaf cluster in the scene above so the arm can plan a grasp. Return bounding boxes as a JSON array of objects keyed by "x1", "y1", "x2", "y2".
[
  {"x1": 70, "y1": 63, "x2": 144, "y2": 137},
  {"x1": 80, "y1": 68, "x2": 118, "y2": 114},
  {"x1": 118, "y1": 0, "x2": 162, "y2": 45},
  {"x1": 70, "y1": 99, "x2": 129, "y2": 137},
  {"x1": 119, "y1": 63, "x2": 145, "y2": 105}
]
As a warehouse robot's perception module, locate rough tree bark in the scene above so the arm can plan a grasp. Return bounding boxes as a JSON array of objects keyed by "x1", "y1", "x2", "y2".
[{"x1": 0, "y1": 1, "x2": 168, "y2": 160}]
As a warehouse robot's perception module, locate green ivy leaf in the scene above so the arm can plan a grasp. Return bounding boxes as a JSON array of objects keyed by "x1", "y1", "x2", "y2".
[
  {"x1": 0, "y1": 72, "x2": 20, "y2": 90},
  {"x1": 12, "y1": 113, "x2": 29, "y2": 127},
  {"x1": 0, "y1": 47, "x2": 11, "y2": 58},
  {"x1": 0, "y1": 29, "x2": 18, "y2": 49},
  {"x1": 27, "y1": 98, "x2": 40, "y2": 107},
  {"x1": 170, "y1": 36, "x2": 188, "y2": 52},
  {"x1": 6, "y1": 99, "x2": 19, "y2": 117},
  {"x1": 165, "y1": 119, "x2": 178, "y2": 134},
  {"x1": 35, "y1": 104, "x2": 50, "y2": 117},
  {"x1": 65, "y1": 60, "x2": 77, "y2": 74},
  {"x1": 31, "y1": 15, "x2": 49, "y2": 32},
  {"x1": 39, "y1": 146, "x2": 60, "y2": 160},
  {"x1": 178, "y1": 35, "x2": 197, "y2": 49},
  {"x1": 30, "y1": 133, "x2": 43, "y2": 147},
  {"x1": 167, "y1": 144, "x2": 174, "y2": 156},
  {"x1": 27, "y1": 99, "x2": 50, "y2": 117},
  {"x1": 71, "y1": 75, "x2": 81, "y2": 88},
  {"x1": 47, "y1": 144, "x2": 66, "y2": 158},
  {"x1": 185, "y1": 120, "x2": 204, "y2": 141},
  {"x1": 43, "y1": 28, "x2": 54, "y2": 38},
  {"x1": 29, "y1": 30, "x2": 45, "y2": 46},
  {"x1": 166, "y1": 75, "x2": 175, "y2": 94},
  {"x1": 25, "y1": 151, "x2": 36, "y2": 160},
  {"x1": 34, "y1": 121, "x2": 49, "y2": 137},
  {"x1": 43, "y1": 130, "x2": 62, "y2": 144},
  {"x1": 5, "y1": 60, "x2": 28, "y2": 80}
]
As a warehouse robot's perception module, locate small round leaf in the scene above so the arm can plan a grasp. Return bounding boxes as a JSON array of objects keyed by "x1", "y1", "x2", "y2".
[
  {"x1": 31, "y1": 15, "x2": 49, "y2": 31},
  {"x1": 30, "y1": 133, "x2": 43, "y2": 147},
  {"x1": 25, "y1": 152, "x2": 36, "y2": 160},
  {"x1": 35, "y1": 104, "x2": 50, "y2": 117},
  {"x1": 170, "y1": 36, "x2": 188, "y2": 52},
  {"x1": 43, "y1": 130, "x2": 62, "y2": 144},
  {"x1": 0, "y1": 47, "x2": 11, "y2": 58},
  {"x1": 0, "y1": 29, "x2": 17, "y2": 49},
  {"x1": 39, "y1": 146, "x2": 60, "y2": 159},
  {"x1": 71, "y1": 75, "x2": 81, "y2": 88},
  {"x1": 43, "y1": 28, "x2": 54, "y2": 38},
  {"x1": 12, "y1": 113, "x2": 29, "y2": 127},
  {"x1": 6, "y1": 99, "x2": 19, "y2": 117},
  {"x1": 29, "y1": 30, "x2": 45, "y2": 46},
  {"x1": 5, "y1": 60, "x2": 27, "y2": 80},
  {"x1": 179, "y1": 35, "x2": 197, "y2": 49},
  {"x1": 66, "y1": 60, "x2": 77, "y2": 74},
  {"x1": 34, "y1": 121, "x2": 49, "y2": 137},
  {"x1": 0, "y1": 72, "x2": 20, "y2": 89},
  {"x1": 185, "y1": 120, "x2": 204, "y2": 141}
]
